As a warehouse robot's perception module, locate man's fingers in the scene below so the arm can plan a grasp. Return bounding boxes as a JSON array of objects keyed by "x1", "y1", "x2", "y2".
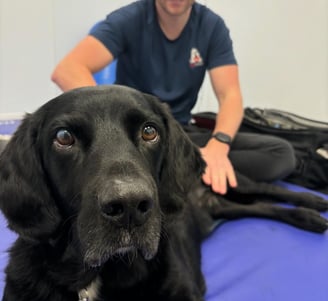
[
  {"x1": 203, "y1": 167, "x2": 227, "y2": 195},
  {"x1": 212, "y1": 170, "x2": 227, "y2": 194},
  {"x1": 202, "y1": 166, "x2": 211, "y2": 186},
  {"x1": 202, "y1": 162, "x2": 237, "y2": 194},
  {"x1": 226, "y1": 165, "x2": 238, "y2": 188}
]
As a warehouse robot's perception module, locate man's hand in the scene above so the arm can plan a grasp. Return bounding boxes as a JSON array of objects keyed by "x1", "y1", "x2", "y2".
[{"x1": 200, "y1": 139, "x2": 237, "y2": 194}]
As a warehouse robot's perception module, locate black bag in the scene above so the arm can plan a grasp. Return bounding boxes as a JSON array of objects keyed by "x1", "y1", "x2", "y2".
[{"x1": 240, "y1": 108, "x2": 328, "y2": 192}]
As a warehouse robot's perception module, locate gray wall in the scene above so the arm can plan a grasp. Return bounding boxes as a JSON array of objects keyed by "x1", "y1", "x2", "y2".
[{"x1": 1, "y1": 0, "x2": 327, "y2": 121}]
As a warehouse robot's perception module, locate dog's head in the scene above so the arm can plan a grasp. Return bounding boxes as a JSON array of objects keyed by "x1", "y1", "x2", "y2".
[{"x1": 0, "y1": 85, "x2": 205, "y2": 267}]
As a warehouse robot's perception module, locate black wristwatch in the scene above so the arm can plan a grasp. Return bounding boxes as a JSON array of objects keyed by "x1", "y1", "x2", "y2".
[{"x1": 211, "y1": 132, "x2": 232, "y2": 146}]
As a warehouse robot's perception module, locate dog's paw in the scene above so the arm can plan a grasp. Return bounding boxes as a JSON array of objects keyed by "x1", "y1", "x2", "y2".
[
  {"x1": 289, "y1": 207, "x2": 328, "y2": 233},
  {"x1": 297, "y1": 193, "x2": 328, "y2": 212}
]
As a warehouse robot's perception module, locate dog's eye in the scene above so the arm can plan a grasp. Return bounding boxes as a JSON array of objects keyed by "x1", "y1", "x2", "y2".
[
  {"x1": 54, "y1": 129, "x2": 75, "y2": 147},
  {"x1": 142, "y1": 125, "x2": 159, "y2": 142}
]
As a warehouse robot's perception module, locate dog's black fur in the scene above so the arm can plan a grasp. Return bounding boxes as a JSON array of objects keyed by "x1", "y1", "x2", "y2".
[{"x1": 0, "y1": 85, "x2": 327, "y2": 301}]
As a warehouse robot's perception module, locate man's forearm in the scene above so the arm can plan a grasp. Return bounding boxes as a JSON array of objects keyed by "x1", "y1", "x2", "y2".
[
  {"x1": 212, "y1": 94, "x2": 244, "y2": 140},
  {"x1": 51, "y1": 62, "x2": 97, "y2": 92}
]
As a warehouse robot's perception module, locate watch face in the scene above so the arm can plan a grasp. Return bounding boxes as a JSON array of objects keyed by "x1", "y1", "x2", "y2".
[{"x1": 213, "y1": 132, "x2": 232, "y2": 145}]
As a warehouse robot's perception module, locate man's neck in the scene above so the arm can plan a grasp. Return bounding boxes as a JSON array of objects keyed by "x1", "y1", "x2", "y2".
[{"x1": 155, "y1": 2, "x2": 192, "y2": 40}]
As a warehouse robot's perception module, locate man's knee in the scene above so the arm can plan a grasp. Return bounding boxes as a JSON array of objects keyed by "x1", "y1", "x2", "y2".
[{"x1": 262, "y1": 138, "x2": 296, "y2": 181}]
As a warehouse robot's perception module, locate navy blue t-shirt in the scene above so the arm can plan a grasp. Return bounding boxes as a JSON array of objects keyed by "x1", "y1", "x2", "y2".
[{"x1": 90, "y1": 0, "x2": 237, "y2": 124}]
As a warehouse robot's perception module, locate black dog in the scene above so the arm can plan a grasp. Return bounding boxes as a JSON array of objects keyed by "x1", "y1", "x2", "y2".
[{"x1": 0, "y1": 85, "x2": 327, "y2": 301}]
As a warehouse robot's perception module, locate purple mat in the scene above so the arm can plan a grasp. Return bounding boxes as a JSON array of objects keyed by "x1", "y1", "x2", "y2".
[
  {"x1": 202, "y1": 183, "x2": 328, "y2": 301},
  {"x1": 0, "y1": 218, "x2": 16, "y2": 294},
  {"x1": 0, "y1": 119, "x2": 21, "y2": 136}
]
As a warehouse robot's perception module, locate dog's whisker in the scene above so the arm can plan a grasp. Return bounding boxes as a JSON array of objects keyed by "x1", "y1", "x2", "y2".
[{"x1": 127, "y1": 248, "x2": 138, "y2": 266}]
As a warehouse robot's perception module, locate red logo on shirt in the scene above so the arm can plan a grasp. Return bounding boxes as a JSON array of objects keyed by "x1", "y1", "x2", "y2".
[{"x1": 189, "y1": 48, "x2": 203, "y2": 68}]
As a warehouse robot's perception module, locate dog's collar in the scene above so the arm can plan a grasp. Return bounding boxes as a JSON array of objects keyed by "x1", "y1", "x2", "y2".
[{"x1": 78, "y1": 288, "x2": 89, "y2": 301}]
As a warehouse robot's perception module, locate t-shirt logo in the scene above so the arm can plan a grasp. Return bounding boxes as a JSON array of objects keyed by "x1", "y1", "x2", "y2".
[{"x1": 189, "y1": 48, "x2": 203, "y2": 68}]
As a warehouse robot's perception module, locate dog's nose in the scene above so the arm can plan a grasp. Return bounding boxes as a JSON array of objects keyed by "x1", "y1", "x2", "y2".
[{"x1": 100, "y1": 198, "x2": 153, "y2": 227}]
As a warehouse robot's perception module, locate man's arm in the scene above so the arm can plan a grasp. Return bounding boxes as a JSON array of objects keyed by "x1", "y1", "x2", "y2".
[
  {"x1": 200, "y1": 64, "x2": 244, "y2": 194},
  {"x1": 51, "y1": 35, "x2": 114, "y2": 92}
]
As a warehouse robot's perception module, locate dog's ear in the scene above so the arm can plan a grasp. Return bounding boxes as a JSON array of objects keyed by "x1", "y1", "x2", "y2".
[
  {"x1": 145, "y1": 95, "x2": 206, "y2": 213},
  {"x1": 0, "y1": 114, "x2": 61, "y2": 241}
]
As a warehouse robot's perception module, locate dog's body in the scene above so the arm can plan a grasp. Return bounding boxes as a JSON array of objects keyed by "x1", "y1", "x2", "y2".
[{"x1": 0, "y1": 85, "x2": 327, "y2": 301}]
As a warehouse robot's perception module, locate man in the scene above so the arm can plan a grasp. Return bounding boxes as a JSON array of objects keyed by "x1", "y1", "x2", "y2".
[{"x1": 52, "y1": 0, "x2": 295, "y2": 194}]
